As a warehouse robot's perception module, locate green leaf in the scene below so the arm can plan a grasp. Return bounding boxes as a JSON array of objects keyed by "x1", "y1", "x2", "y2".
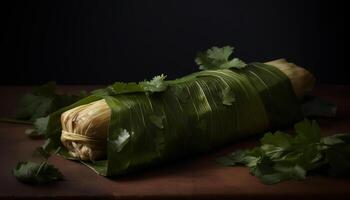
[
  {"x1": 335, "y1": 134, "x2": 350, "y2": 143},
  {"x1": 15, "y1": 82, "x2": 85, "y2": 121},
  {"x1": 218, "y1": 119, "x2": 350, "y2": 184},
  {"x1": 322, "y1": 134, "x2": 350, "y2": 145},
  {"x1": 294, "y1": 119, "x2": 321, "y2": 144},
  {"x1": 11, "y1": 82, "x2": 86, "y2": 140},
  {"x1": 149, "y1": 114, "x2": 165, "y2": 129},
  {"x1": 93, "y1": 75, "x2": 168, "y2": 96},
  {"x1": 224, "y1": 58, "x2": 247, "y2": 69},
  {"x1": 249, "y1": 155, "x2": 274, "y2": 176},
  {"x1": 260, "y1": 131, "x2": 293, "y2": 148},
  {"x1": 258, "y1": 165, "x2": 306, "y2": 185},
  {"x1": 109, "y1": 82, "x2": 144, "y2": 95},
  {"x1": 15, "y1": 93, "x2": 53, "y2": 121},
  {"x1": 13, "y1": 161, "x2": 63, "y2": 185},
  {"x1": 321, "y1": 134, "x2": 346, "y2": 146},
  {"x1": 91, "y1": 82, "x2": 144, "y2": 96},
  {"x1": 295, "y1": 143, "x2": 323, "y2": 170},
  {"x1": 221, "y1": 86, "x2": 235, "y2": 106},
  {"x1": 25, "y1": 116, "x2": 50, "y2": 139},
  {"x1": 195, "y1": 46, "x2": 247, "y2": 70},
  {"x1": 110, "y1": 129, "x2": 131, "y2": 152},
  {"x1": 111, "y1": 82, "x2": 144, "y2": 93},
  {"x1": 302, "y1": 96, "x2": 337, "y2": 117},
  {"x1": 139, "y1": 74, "x2": 168, "y2": 92},
  {"x1": 216, "y1": 150, "x2": 250, "y2": 166},
  {"x1": 260, "y1": 144, "x2": 286, "y2": 160}
]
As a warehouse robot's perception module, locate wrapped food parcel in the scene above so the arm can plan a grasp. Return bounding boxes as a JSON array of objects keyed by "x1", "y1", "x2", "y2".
[{"x1": 46, "y1": 59, "x2": 315, "y2": 176}]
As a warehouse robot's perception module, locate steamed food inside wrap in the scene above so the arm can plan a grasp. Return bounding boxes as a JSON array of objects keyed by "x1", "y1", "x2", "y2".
[
  {"x1": 61, "y1": 99, "x2": 110, "y2": 160},
  {"x1": 60, "y1": 59, "x2": 315, "y2": 162}
]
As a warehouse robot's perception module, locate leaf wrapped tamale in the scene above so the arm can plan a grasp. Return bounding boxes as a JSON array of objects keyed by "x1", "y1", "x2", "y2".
[{"x1": 46, "y1": 58, "x2": 314, "y2": 176}]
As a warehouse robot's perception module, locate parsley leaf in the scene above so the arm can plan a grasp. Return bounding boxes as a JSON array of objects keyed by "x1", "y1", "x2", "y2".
[
  {"x1": 13, "y1": 161, "x2": 63, "y2": 185},
  {"x1": 195, "y1": 46, "x2": 247, "y2": 70},
  {"x1": 217, "y1": 119, "x2": 350, "y2": 184}
]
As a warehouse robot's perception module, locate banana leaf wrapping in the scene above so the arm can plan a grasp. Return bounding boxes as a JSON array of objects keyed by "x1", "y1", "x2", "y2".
[{"x1": 45, "y1": 62, "x2": 303, "y2": 176}]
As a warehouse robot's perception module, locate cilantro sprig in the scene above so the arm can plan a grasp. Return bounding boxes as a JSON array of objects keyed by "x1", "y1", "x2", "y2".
[
  {"x1": 13, "y1": 143, "x2": 63, "y2": 185},
  {"x1": 139, "y1": 74, "x2": 168, "y2": 92},
  {"x1": 195, "y1": 46, "x2": 247, "y2": 70},
  {"x1": 92, "y1": 74, "x2": 169, "y2": 96},
  {"x1": 15, "y1": 81, "x2": 86, "y2": 121},
  {"x1": 24, "y1": 116, "x2": 50, "y2": 139},
  {"x1": 217, "y1": 119, "x2": 350, "y2": 184},
  {"x1": 13, "y1": 161, "x2": 64, "y2": 185}
]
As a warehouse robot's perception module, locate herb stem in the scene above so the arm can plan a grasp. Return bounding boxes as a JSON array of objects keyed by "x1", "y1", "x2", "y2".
[
  {"x1": 0, "y1": 118, "x2": 33, "y2": 125},
  {"x1": 35, "y1": 161, "x2": 47, "y2": 176}
]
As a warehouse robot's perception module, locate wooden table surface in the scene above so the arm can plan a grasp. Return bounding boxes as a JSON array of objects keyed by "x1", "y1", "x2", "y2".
[{"x1": 0, "y1": 85, "x2": 349, "y2": 200}]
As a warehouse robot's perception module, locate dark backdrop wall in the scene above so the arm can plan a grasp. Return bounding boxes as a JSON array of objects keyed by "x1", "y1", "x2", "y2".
[{"x1": 0, "y1": 0, "x2": 346, "y2": 85}]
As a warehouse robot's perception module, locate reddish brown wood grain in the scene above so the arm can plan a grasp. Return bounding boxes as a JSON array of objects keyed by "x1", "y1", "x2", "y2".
[{"x1": 0, "y1": 85, "x2": 349, "y2": 200}]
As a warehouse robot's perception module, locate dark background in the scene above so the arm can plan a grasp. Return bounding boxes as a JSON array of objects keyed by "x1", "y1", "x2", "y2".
[{"x1": 0, "y1": 0, "x2": 346, "y2": 85}]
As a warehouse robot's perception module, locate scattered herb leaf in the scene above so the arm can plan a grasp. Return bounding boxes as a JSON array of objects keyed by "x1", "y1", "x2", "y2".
[
  {"x1": 15, "y1": 82, "x2": 86, "y2": 121},
  {"x1": 25, "y1": 116, "x2": 50, "y2": 139},
  {"x1": 217, "y1": 119, "x2": 350, "y2": 184},
  {"x1": 13, "y1": 161, "x2": 63, "y2": 185},
  {"x1": 302, "y1": 96, "x2": 337, "y2": 117}
]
